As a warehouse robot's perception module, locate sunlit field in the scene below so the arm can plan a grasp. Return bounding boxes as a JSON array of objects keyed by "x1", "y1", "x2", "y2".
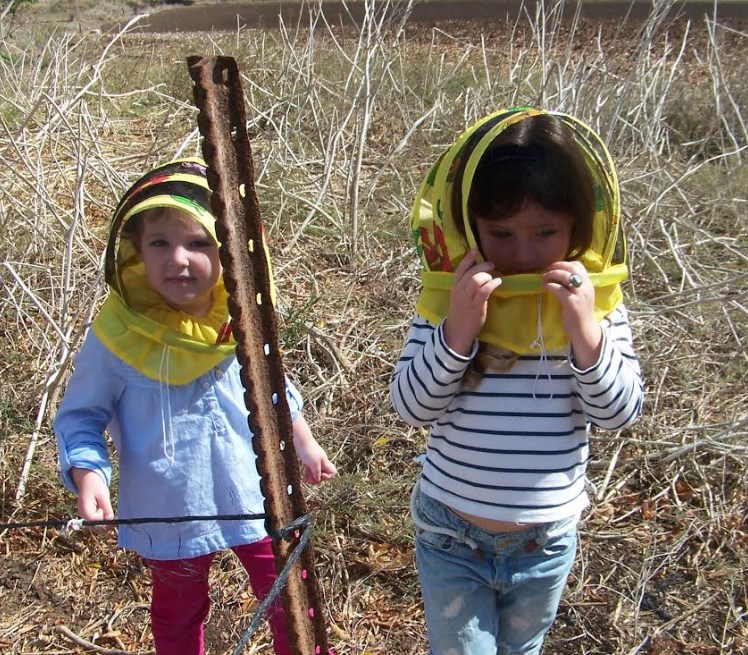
[{"x1": 1, "y1": 1, "x2": 746, "y2": 653}]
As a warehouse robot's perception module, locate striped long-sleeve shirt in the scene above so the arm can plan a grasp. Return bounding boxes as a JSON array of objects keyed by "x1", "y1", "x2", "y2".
[{"x1": 390, "y1": 304, "x2": 643, "y2": 524}]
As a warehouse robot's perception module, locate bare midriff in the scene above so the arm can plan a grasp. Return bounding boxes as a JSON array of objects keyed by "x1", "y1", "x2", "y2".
[{"x1": 452, "y1": 508, "x2": 538, "y2": 534}]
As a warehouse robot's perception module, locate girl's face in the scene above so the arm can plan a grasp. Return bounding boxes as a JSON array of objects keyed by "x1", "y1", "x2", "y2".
[
  {"x1": 138, "y1": 209, "x2": 221, "y2": 316},
  {"x1": 474, "y1": 200, "x2": 574, "y2": 275}
]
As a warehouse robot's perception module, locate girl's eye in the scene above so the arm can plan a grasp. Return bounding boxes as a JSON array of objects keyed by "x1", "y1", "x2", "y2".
[
  {"x1": 537, "y1": 230, "x2": 556, "y2": 238},
  {"x1": 147, "y1": 239, "x2": 168, "y2": 248},
  {"x1": 191, "y1": 240, "x2": 214, "y2": 248}
]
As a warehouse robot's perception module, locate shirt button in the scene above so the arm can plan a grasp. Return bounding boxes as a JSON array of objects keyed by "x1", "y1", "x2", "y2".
[
  {"x1": 214, "y1": 369, "x2": 224, "y2": 380},
  {"x1": 207, "y1": 400, "x2": 218, "y2": 411},
  {"x1": 202, "y1": 381, "x2": 210, "y2": 390}
]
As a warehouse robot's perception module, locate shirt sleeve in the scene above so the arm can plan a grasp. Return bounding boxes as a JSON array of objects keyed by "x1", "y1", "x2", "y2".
[
  {"x1": 284, "y1": 376, "x2": 304, "y2": 421},
  {"x1": 53, "y1": 332, "x2": 125, "y2": 493},
  {"x1": 570, "y1": 304, "x2": 644, "y2": 430},
  {"x1": 390, "y1": 315, "x2": 478, "y2": 427}
]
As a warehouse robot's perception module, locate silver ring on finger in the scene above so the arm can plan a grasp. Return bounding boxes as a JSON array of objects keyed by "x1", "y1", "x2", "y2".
[{"x1": 567, "y1": 273, "x2": 583, "y2": 289}]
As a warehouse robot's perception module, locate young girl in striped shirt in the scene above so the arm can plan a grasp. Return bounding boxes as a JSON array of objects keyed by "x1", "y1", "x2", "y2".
[{"x1": 390, "y1": 108, "x2": 643, "y2": 655}]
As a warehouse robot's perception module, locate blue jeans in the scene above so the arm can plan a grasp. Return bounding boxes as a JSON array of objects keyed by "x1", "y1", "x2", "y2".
[{"x1": 413, "y1": 486, "x2": 577, "y2": 655}]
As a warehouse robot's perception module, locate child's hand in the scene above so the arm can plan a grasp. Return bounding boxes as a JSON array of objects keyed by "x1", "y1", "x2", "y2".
[
  {"x1": 298, "y1": 443, "x2": 338, "y2": 485},
  {"x1": 543, "y1": 262, "x2": 603, "y2": 368},
  {"x1": 444, "y1": 250, "x2": 503, "y2": 355},
  {"x1": 292, "y1": 415, "x2": 338, "y2": 485},
  {"x1": 71, "y1": 467, "x2": 115, "y2": 530}
]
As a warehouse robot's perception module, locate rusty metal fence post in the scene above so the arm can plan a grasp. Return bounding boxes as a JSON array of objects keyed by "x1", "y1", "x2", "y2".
[{"x1": 187, "y1": 55, "x2": 331, "y2": 655}]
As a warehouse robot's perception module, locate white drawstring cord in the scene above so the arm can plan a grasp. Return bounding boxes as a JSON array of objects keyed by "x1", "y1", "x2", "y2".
[
  {"x1": 529, "y1": 295, "x2": 554, "y2": 402},
  {"x1": 159, "y1": 346, "x2": 176, "y2": 464}
]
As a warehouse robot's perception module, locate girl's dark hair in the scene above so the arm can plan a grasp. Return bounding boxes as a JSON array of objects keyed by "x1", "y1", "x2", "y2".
[{"x1": 452, "y1": 113, "x2": 596, "y2": 259}]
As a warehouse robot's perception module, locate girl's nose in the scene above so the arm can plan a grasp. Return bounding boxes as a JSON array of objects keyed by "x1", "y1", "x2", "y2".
[
  {"x1": 514, "y1": 241, "x2": 535, "y2": 267},
  {"x1": 170, "y1": 246, "x2": 190, "y2": 267}
]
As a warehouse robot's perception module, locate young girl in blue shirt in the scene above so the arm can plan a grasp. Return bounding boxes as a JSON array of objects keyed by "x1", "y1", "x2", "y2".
[
  {"x1": 55, "y1": 158, "x2": 336, "y2": 655},
  {"x1": 391, "y1": 108, "x2": 643, "y2": 655}
]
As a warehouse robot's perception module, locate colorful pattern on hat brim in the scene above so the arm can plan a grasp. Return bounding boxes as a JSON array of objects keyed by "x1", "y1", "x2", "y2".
[{"x1": 104, "y1": 159, "x2": 212, "y2": 295}]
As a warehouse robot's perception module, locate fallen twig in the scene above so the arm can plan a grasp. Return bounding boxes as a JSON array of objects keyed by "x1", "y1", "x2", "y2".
[{"x1": 56, "y1": 625, "x2": 155, "y2": 655}]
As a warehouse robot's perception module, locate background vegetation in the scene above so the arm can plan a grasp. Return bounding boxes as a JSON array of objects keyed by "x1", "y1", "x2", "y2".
[{"x1": 0, "y1": 1, "x2": 746, "y2": 654}]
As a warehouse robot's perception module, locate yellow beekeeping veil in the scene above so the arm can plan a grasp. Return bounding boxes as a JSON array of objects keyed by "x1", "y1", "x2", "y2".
[
  {"x1": 92, "y1": 158, "x2": 276, "y2": 384},
  {"x1": 412, "y1": 107, "x2": 627, "y2": 354}
]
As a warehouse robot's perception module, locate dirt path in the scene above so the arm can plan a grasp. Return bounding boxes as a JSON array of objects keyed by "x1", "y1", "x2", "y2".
[{"x1": 122, "y1": 0, "x2": 748, "y2": 34}]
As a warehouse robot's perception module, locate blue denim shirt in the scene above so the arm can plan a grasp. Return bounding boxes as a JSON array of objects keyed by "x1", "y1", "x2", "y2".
[{"x1": 54, "y1": 331, "x2": 303, "y2": 560}]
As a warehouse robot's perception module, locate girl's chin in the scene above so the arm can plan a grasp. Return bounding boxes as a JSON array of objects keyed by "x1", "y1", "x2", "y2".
[{"x1": 163, "y1": 295, "x2": 212, "y2": 316}]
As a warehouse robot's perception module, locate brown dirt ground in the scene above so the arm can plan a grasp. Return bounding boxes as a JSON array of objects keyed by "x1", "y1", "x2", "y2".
[
  {"x1": 123, "y1": 0, "x2": 748, "y2": 34},
  {"x1": 24, "y1": 0, "x2": 745, "y2": 34}
]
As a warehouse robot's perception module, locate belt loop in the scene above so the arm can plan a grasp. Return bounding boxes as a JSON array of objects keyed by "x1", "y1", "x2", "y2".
[
  {"x1": 535, "y1": 522, "x2": 551, "y2": 547},
  {"x1": 521, "y1": 524, "x2": 545, "y2": 553},
  {"x1": 411, "y1": 482, "x2": 480, "y2": 550}
]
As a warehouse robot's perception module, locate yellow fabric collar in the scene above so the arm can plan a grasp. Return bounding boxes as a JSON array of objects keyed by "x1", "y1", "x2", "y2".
[
  {"x1": 92, "y1": 265, "x2": 235, "y2": 385},
  {"x1": 94, "y1": 158, "x2": 236, "y2": 384},
  {"x1": 412, "y1": 108, "x2": 628, "y2": 354}
]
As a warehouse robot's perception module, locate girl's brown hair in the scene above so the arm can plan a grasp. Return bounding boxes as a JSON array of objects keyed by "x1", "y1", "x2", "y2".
[
  {"x1": 451, "y1": 113, "x2": 598, "y2": 384},
  {"x1": 452, "y1": 113, "x2": 596, "y2": 260}
]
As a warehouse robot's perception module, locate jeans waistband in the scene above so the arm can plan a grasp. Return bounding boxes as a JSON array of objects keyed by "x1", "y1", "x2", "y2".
[{"x1": 411, "y1": 481, "x2": 578, "y2": 555}]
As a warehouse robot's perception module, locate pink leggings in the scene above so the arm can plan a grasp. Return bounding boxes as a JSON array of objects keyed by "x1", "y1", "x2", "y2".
[{"x1": 146, "y1": 537, "x2": 290, "y2": 655}]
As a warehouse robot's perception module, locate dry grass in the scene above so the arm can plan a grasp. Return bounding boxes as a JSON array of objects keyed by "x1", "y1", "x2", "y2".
[{"x1": 1, "y1": 1, "x2": 746, "y2": 654}]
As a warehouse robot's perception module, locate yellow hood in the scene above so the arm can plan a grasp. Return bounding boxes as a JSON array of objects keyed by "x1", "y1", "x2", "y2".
[
  {"x1": 93, "y1": 158, "x2": 258, "y2": 384},
  {"x1": 412, "y1": 107, "x2": 627, "y2": 354}
]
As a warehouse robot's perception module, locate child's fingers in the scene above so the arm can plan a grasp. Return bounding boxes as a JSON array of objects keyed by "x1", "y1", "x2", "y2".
[
  {"x1": 455, "y1": 273, "x2": 502, "y2": 313},
  {"x1": 323, "y1": 459, "x2": 338, "y2": 477},
  {"x1": 453, "y1": 249, "x2": 480, "y2": 279},
  {"x1": 77, "y1": 495, "x2": 115, "y2": 531},
  {"x1": 77, "y1": 495, "x2": 99, "y2": 521},
  {"x1": 101, "y1": 502, "x2": 115, "y2": 523},
  {"x1": 476, "y1": 275, "x2": 503, "y2": 300},
  {"x1": 304, "y1": 456, "x2": 338, "y2": 484},
  {"x1": 453, "y1": 250, "x2": 493, "y2": 284},
  {"x1": 318, "y1": 459, "x2": 337, "y2": 482},
  {"x1": 96, "y1": 509, "x2": 116, "y2": 533},
  {"x1": 94, "y1": 489, "x2": 114, "y2": 519},
  {"x1": 543, "y1": 262, "x2": 587, "y2": 288},
  {"x1": 302, "y1": 463, "x2": 322, "y2": 485}
]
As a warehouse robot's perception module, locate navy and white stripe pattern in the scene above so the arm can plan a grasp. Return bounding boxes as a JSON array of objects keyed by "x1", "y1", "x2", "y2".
[{"x1": 390, "y1": 304, "x2": 643, "y2": 524}]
